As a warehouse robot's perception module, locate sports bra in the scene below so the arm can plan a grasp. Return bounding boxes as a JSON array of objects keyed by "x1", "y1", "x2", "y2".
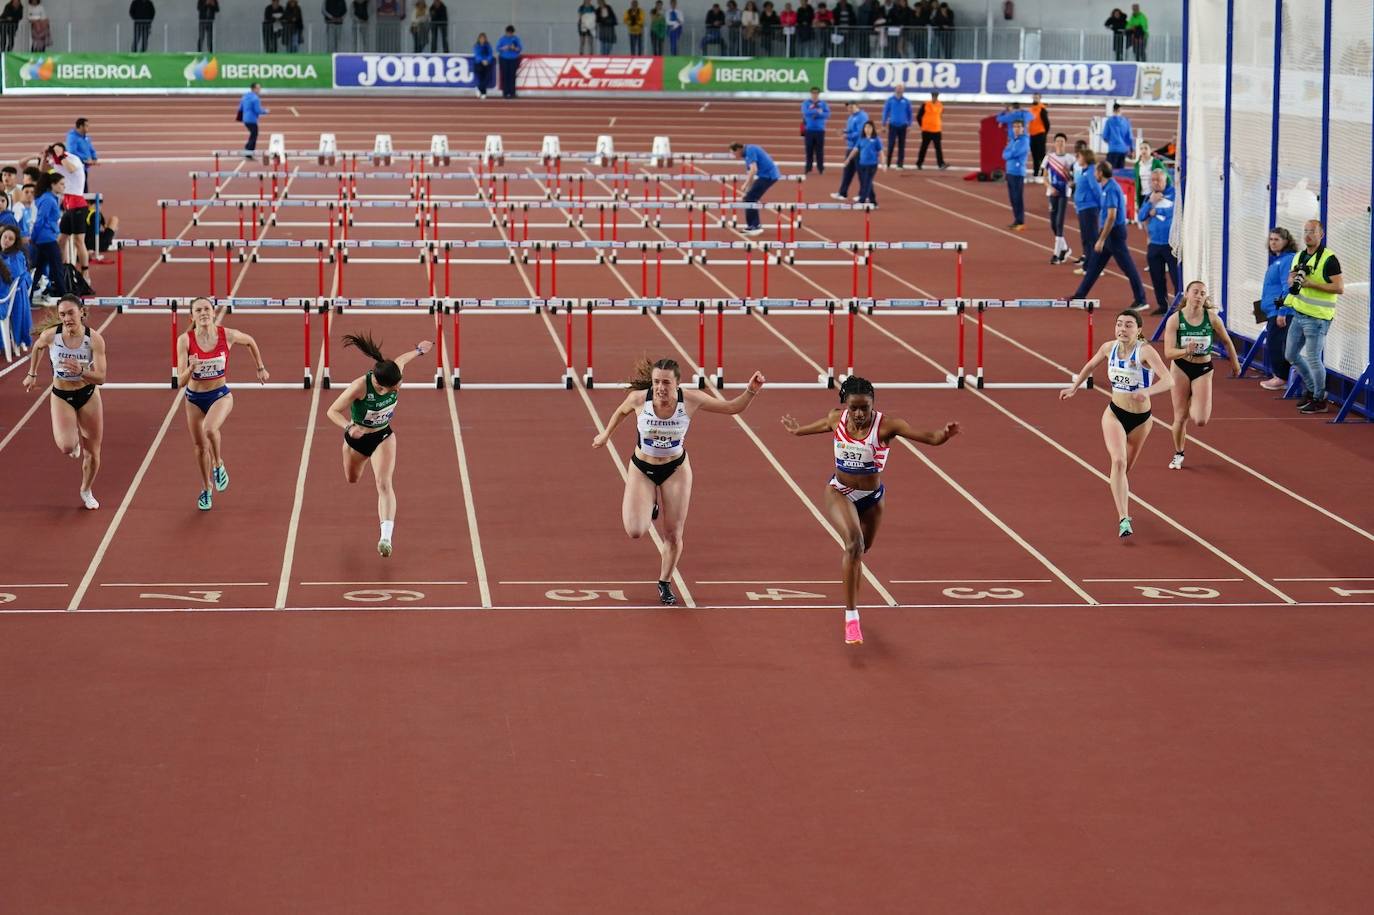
[
  {"x1": 636, "y1": 389, "x2": 690, "y2": 458},
  {"x1": 833, "y1": 409, "x2": 889, "y2": 475},
  {"x1": 187, "y1": 326, "x2": 229, "y2": 381},
  {"x1": 49, "y1": 328, "x2": 92, "y2": 382},
  {"x1": 1108, "y1": 341, "x2": 1151, "y2": 393}
]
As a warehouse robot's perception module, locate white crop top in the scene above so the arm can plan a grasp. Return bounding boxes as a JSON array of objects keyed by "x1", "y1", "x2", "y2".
[
  {"x1": 49, "y1": 329, "x2": 93, "y2": 382},
  {"x1": 636, "y1": 389, "x2": 690, "y2": 458},
  {"x1": 1108, "y1": 341, "x2": 1151, "y2": 393},
  {"x1": 834, "y1": 409, "x2": 889, "y2": 475}
]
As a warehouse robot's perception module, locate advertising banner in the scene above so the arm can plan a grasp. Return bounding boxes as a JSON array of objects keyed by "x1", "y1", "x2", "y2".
[
  {"x1": 982, "y1": 61, "x2": 1138, "y2": 97},
  {"x1": 334, "y1": 53, "x2": 477, "y2": 88},
  {"x1": 3, "y1": 53, "x2": 332, "y2": 92},
  {"x1": 665, "y1": 57, "x2": 825, "y2": 92},
  {"x1": 515, "y1": 56, "x2": 663, "y2": 91},
  {"x1": 824, "y1": 58, "x2": 983, "y2": 94}
]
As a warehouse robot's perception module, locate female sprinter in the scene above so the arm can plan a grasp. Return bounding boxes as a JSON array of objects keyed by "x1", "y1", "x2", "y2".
[
  {"x1": 325, "y1": 332, "x2": 432, "y2": 557},
  {"x1": 1060, "y1": 309, "x2": 1173, "y2": 538},
  {"x1": 781, "y1": 376, "x2": 960, "y2": 645},
  {"x1": 592, "y1": 357, "x2": 766, "y2": 606},
  {"x1": 176, "y1": 296, "x2": 270, "y2": 511},
  {"x1": 1162, "y1": 280, "x2": 1241, "y2": 470},
  {"x1": 22, "y1": 294, "x2": 107, "y2": 509}
]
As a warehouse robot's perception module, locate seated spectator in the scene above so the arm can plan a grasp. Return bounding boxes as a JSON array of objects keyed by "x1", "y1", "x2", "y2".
[
  {"x1": 85, "y1": 209, "x2": 119, "y2": 258},
  {"x1": 1, "y1": 223, "x2": 34, "y2": 350},
  {"x1": 1, "y1": 165, "x2": 16, "y2": 205},
  {"x1": 0, "y1": 192, "x2": 17, "y2": 231}
]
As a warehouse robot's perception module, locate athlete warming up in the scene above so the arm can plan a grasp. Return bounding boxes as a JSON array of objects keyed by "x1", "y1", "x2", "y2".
[
  {"x1": 782, "y1": 376, "x2": 960, "y2": 645},
  {"x1": 1162, "y1": 280, "x2": 1241, "y2": 469},
  {"x1": 176, "y1": 297, "x2": 269, "y2": 511},
  {"x1": 24, "y1": 295, "x2": 107, "y2": 510},
  {"x1": 592, "y1": 357, "x2": 766, "y2": 606},
  {"x1": 325, "y1": 332, "x2": 432, "y2": 557},
  {"x1": 1060, "y1": 309, "x2": 1173, "y2": 538}
]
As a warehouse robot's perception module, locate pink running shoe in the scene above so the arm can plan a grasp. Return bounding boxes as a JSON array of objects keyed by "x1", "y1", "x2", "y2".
[{"x1": 844, "y1": 618, "x2": 863, "y2": 645}]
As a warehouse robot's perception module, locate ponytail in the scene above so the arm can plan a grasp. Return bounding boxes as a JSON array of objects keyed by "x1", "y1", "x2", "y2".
[
  {"x1": 627, "y1": 355, "x2": 680, "y2": 391},
  {"x1": 343, "y1": 332, "x2": 402, "y2": 387}
]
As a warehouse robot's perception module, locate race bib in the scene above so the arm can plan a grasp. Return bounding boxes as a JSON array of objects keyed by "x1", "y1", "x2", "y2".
[
  {"x1": 192, "y1": 355, "x2": 226, "y2": 379},
  {"x1": 363, "y1": 404, "x2": 396, "y2": 426},
  {"x1": 1182, "y1": 335, "x2": 1210, "y2": 354},
  {"x1": 835, "y1": 444, "x2": 869, "y2": 469},
  {"x1": 1109, "y1": 368, "x2": 1137, "y2": 388}
]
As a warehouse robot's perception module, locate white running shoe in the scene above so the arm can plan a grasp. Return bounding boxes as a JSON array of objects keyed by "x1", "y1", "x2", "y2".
[
  {"x1": 829, "y1": 192, "x2": 847, "y2": 201},
  {"x1": 80, "y1": 490, "x2": 99, "y2": 510},
  {"x1": 1168, "y1": 452, "x2": 1185, "y2": 470}
]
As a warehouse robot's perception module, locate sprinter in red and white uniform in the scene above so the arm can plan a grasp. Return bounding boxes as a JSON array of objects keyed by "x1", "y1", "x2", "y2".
[
  {"x1": 175, "y1": 297, "x2": 269, "y2": 511},
  {"x1": 782, "y1": 376, "x2": 960, "y2": 645},
  {"x1": 593, "y1": 356, "x2": 766, "y2": 606}
]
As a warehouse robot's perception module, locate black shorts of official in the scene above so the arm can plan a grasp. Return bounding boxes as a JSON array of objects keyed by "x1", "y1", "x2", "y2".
[
  {"x1": 631, "y1": 451, "x2": 686, "y2": 486},
  {"x1": 59, "y1": 205, "x2": 89, "y2": 236},
  {"x1": 344, "y1": 424, "x2": 394, "y2": 457},
  {"x1": 51, "y1": 384, "x2": 96, "y2": 412},
  {"x1": 1109, "y1": 402, "x2": 1152, "y2": 435},
  {"x1": 1175, "y1": 359, "x2": 1213, "y2": 382}
]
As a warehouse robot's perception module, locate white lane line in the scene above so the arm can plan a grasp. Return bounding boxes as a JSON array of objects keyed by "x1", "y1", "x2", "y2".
[
  {"x1": 1082, "y1": 578, "x2": 1245, "y2": 583},
  {"x1": 500, "y1": 580, "x2": 657, "y2": 585},
  {"x1": 696, "y1": 580, "x2": 841, "y2": 584},
  {"x1": 1274, "y1": 577, "x2": 1374, "y2": 582},
  {"x1": 100, "y1": 581, "x2": 271, "y2": 587},
  {"x1": 274, "y1": 340, "x2": 325, "y2": 610},
  {"x1": 0, "y1": 583, "x2": 69, "y2": 588},
  {"x1": 300, "y1": 580, "x2": 470, "y2": 586},
  {"x1": 444, "y1": 376, "x2": 493, "y2": 608},
  {"x1": 891, "y1": 579, "x2": 1053, "y2": 584},
  {"x1": 290, "y1": 106, "x2": 300, "y2": 117}
]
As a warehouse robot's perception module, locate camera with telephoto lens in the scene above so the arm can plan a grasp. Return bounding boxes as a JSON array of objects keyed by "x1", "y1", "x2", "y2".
[{"x1": 1288, "y1": 264, "x2": 1310, "y2": 296}]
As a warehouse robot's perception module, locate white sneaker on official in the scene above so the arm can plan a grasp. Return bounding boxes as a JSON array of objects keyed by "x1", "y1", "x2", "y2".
[
  {"x1": 829, "y1": 192, "x2": 847, "y2": 201},
  {"x1": 741, "y1": 227, "x2": 764, "y2": 236}
]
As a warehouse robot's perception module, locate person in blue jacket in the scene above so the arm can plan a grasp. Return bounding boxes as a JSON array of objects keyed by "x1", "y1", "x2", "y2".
[
  {"x1": 1002, "y1": 118, "x2": 1029, "y2": 229},
  {"x1": 995, "y1": 102, "x2": 1033, "y2": 139},
  {"x1": 1135, "y1": 167, "x2": 1178, "y2": 315},
  {"x1": 496, "y1": 25, "x2": 523, "y2": 99},
  {"x1": 0, "y1": 223, "x2": 33, "y2": 349},
  {"x1": 237, "y1": 83, "x2": 268, "y2": 158},
  {"x1": 730, "y1": 141, "x2": 780, "y2": 235},
  {"x1": 1102, "y1": 102, "x2": 1133, "y2": 169},
  {"x1": 1072, "y1": 147, "x2": 1103, "y2": 271},
  {"x1": 64, "y1": 118, "x2": 98, "y2": 189},
  {"x1": 845, "y1": 121, "x2": 883, "y2": 207},
  {"x1": 472, "y1": 32, "x2": 494, "y2": 98},
  {"x1": 1258, "y1": 226, "x2": 1299, "y2": 390},
  {"x1": 1070, "y1": 161, "x2": 1148, "y2": 306},
  {"x1": 830, "y1": 102, "x2": 868, "y2": 201},
  {"x1": 801, "y1": 86, "x2": 830, "y2": 175},
  {"x1": 30, "y1": 169, "x2": 67, "y2": 301},
  {"x1": 880, "y1": 83, "x2": 912, "y2": 169}
]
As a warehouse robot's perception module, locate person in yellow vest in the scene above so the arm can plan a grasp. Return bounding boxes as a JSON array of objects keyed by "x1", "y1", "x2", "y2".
[
  {"x1": 915, "y1": 91, "x2": 947, "y2": 170},
  {"x1": 1026, "y1": 92, "x2": 1050, "y2": 179},
  {"x1": 1283, "y1": 219, "x2": 1344, "y2": 413},
  {"x1": 624, "y1": 0, "x2": 646, "y2": 53}
]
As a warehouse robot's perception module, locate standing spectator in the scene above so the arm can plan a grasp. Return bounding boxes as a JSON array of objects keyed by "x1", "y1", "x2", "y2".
[
  {"x1": 1003, "y1": 119, "x2": 1028, "y2": 230},
  {"x1": 375, "y1": 0, "x2": 402, "y2": 52},
  {"x1": 237, "y1": 82, "x2": 268, "y2": 158},
  {"x1": 779, "y1": 2, "x2": 796, "y2": 54},
  {"x1": 833, "y1": 0, "x2": 856, "y2": 54},
  {"x1": 0, "y1": 0, "x2": 20, "y2": 54},
  {"x1": 740, "y1": 0, "x2": 759, "y2": 52},
  {"x1": 408, "y1": 0, "x2": 427, "y2": 51},
  {"x1": 129, "y1": 0, "x2": 155, "y2": 52},
  {"x1": 472, "y1": 32, "x2": 493, "y2": 98},
  {"x1": 666, "y1": 0, "x2": 684, "y2": 52},
  {"x1": 915, "y1": 91, "x2": 945, "y2": 168},
  {"x1": 724, "y1": 0, "x2": 742, "y2": 53},
  {"x1": 12, "y1": 181, "x2": 38, "y2": 241},
  {"x1": 1128, "y1": 139, "x2": 1168, "y2": 208},
  {"x1": 846, "y1": 121, "x2": 882, "y2": 207},
  {"x1": 796, "y1": 0, "x2": 814, "y2": 55},
  {"x1": 1026, "y1": 93, "x2": 1050, "y2": 178},
  {"x1": 1071, "y1": 147, "x2": 1101, "y2": 271},
  {"x1": 702, "y1": 2, "x2": 725, "y2": 52},
  {"x1": 595, "y1": 0, "x2": 617, "y2": 53},
  {"x1": 1283, "y1": 219, "x2": 1345, "y2": 413},
  {"x1": 1105, "y1": 7, "x2": 1127, "y2": 60},
  {"x1": 1126, "y1": 3, "x2": 1148, "y2": 61},
  {"x1": 1044, "y1": 132, "x2": 1075, "y2": 264},
  {"x1": 759, "y1": 1, "x2": 780, "y2": 54},
  {"x1": 1102, "y1": 102, "x2": 1133, "y2": 169},
  {"x1": 351, "y1": 0, "x2": 369, "y2": 51},
  {"x1": 427, "y1": 0, "x2": 447, "y2": 50},
  {"x1": 577, "y1": 1, "x2": 596, "y2": 53},
  {"x1": 26, "y1": 0, "x2": 50, "y2": 52},
  {"x1": 1258, "y1": 227, "x2": 1298, "y2": 390},
  {"x1": 496, "y1": 25, "x2": 522, "y2": 100},
  {"x1": 801, "y1": 86, "x2": 830, "y2": 175},
  {"x1": 263, "y1": 0, "x2": 285, "y2": 52},
  {"x1": 649, "y1": 1, "x2": 667, "y2": 54},
  {"x1": 911, "y1": 0, "x2": 931, "y2": 57},
  {"x1": 284, "y1": 0, "x2": 304, "y2": 51},
  {"x1": 932, "y1": 1, "x2": 953, "y2": 56},
  {"x1": 29, "y1": 169, "x2": 66, "y2": 302},
  {"x1": 830, "y1": 101, "x2": 868, "y2": 201},
  {"x1": 1069, "y1": 161, "x2": 1149, "y2": 308},
  {"x1": 323, "y1": 0, "x2": 347, "y2": 52},
  {"x1": 814, "y1": 2, "x2": 833, "y2": 49},
  {"x1": 624, "y1": 0, "x2": 645, "y2": 54},
  {"x1": 880, "y1": 83, "x2": 912, "y2": 169},
  {"x1": 729, "y1": 142, "x2": 780, "y2": 237},
  {"x1": 197, "y1": 0, "x2": 219, "y2": 51},
  {"x1": 1136, "y1": 168, "x2": 1178, "y2": 315}
]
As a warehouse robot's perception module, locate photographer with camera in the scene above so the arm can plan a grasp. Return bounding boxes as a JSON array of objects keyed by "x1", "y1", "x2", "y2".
[
  {"x1": 1282, "y1": 219, "x2": 1344, "y2": 414},
  {"x1": 1256, "y1": 226, "x2": 1298, "y2": 391}
]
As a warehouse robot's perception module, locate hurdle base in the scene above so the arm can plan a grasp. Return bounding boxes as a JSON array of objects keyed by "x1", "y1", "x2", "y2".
[{"x1": 583, "y1": 371, "x2": 595, "y2": 389}]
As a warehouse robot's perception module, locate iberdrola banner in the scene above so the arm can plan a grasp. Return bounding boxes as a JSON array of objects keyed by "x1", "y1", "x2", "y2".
[
  {"x1": 2, "y1": 53, "x2": 333, "y2": 92},
  {"x1": 665, "y1": 56, "x2": 825, "y2": 93}
]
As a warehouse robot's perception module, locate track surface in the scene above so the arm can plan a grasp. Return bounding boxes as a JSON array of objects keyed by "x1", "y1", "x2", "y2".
[{"x1": 2, "y1": 97, "x2": 1372, "y2": 914}]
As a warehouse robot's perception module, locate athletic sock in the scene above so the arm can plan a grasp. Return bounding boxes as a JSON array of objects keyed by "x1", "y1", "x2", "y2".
[
  {"x1": 380, "y1": 519, "x2": 394, "y2": 540},
  {"x1": 845, "y1": 609, "x2": 860, "y2": 622}
]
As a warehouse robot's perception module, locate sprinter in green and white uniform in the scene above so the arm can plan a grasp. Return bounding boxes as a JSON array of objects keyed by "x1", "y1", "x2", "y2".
[
  {"x1": 1162, "y1": 281, "x2": 1241, "y2": 470},
  {"x1": 326, "y1": 331, "x2": 433, "y2": 557}
]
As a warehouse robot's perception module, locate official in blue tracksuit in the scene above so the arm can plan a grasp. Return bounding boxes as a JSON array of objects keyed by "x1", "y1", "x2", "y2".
[
  {"x1": 830, "y1": 103, "x2": 869, "y2": 201},
  {"x1": 64, "y1": 118, "x2": 98, "y2": 189},
  {"x1": 995, "y1": 104, "x2": 1033, "y2": 139},
  {"x1": 237, "y1": 84, "x2": 268, "y2": 156},
  {"x1": 1072, "y1": 150, "x2": 1103, "y2": 268},
  {"x1": 1070, "y1": 161, "x2": 1148, "y2": 305},
  {"x1": 1003, "y1": 119, "x2": 1029, "y2": 228},
  {"x1": 1135, "y1": 168, "x2": 1179, "y2": 314},
  {"x1": 1258, "y1": 226, "x2": 1299, "y2": 387},
  {"x1": 801, "y1": 87, "x2": 831, "y2": 175},
  {"x1": 881, "y1": 84, "x2": 912, "y2": 168},
  {"x1": 496, "y1": 25, "x2": 523, "y2": 99},
  {"x1": 848, "y1": 122, "x2": 883, "y2": 207},
  {"x1": 1102, "y1": 102, "x2": 1134, "y2": 169},
  {"x1": 731, "y1": 142, "x2": 780, "y2": 234},
  {"x1": 472, "y1": 33, "x2": 495, "y2": 98}
]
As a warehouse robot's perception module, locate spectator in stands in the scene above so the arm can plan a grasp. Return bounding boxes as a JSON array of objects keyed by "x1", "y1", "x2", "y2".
[
  {"x1": 912, "y1": 0, "x2": 932, "y2": 57},
  {"x1": 1283, "y1": 219, "x2": 1344, "y2": 413},
  {"x1": 323, "y1": 0, "x2": 347, "y2": 52},
  {"x1": 595, "y1": 0, "x2": 617, "y2": 52},
  {"x1": 1003, "y1": 119, "x2": 1029, "y2": 230},
  {"x1": 1258, "y1": 226, "x2": 1298, "y2": 391},
  {"x1": 1, "y1": 166, "x2": 17, "y2": 205},
  {"x1": 1126, "y1": 3, "x2": 1148, "y2": 61},
  {"x1": 624, "y1": 0, "x2": 645, "y2": 54},
  {"x1": 237, "y1": 82, "x2": 268, "y2": 157},
  {"x1": 0, "y1": 194, "x2": 16, "y2": 233},
  {"x1": 832, "y1": 0, "x2": 855, "y2": 52},
  {"x1": 577, "y1": 1, "x2": 595, "y2": 53},
  {"x1": 0, "y1": 224, "x2": 33, "y2": 348},
  {"x1": 724, "y1": 0, "x2": 743, "y2": 53},
  {"x1": 472, "y1": 32, "x2": 493, "y2": 98},
  {"x1": 197, "y1": 0, "x2": 218, "y2": 51},
  {"x1": 0, "y1": 0, "x2": 20, "y2": 53},
  {"x1": 813, "y1": 2, "x2": 833, "y2": 48},
  {"x1": 1027, "y1": 93, "x2": 1050, "y2": 178},
  {"x1": 881, "y1": 83, "x2": 912, "y2": 169},
  {"x1": 933, "y1": 2, "x2": 953, "y2": 56},
  {"x1": 796, "y1": 0, "x2": 814, "y2": 55},
  {"x1": 1105, "y1": 7, "x2": 1127, "y2": 60},
  {"x1": 778, "y1": 3, "x2": 796, "y2": 51},
  {"x1": 497, "y1": 25, "x2": 522, "y2": 99},
  {"x1": 408, "y1": 0, "x2": 427, "y2": 51},
  {"x1": 759, "y1": 1, "x2": 780, "y2": 54},
  {"x1": 129, "y1": 0, "x2": 155, "y2": 52},
  {"x1": 12, "y1": 182, "x2": 37, "y2": 241},
  {"x1": 649, "y1": 1, "x2": 666, "y2": 54},
  {"x1": 740, "y1": 0, "x2": 759, "y2": 52},
  {"x1": 703, "y1": 3, "x2": 725, "y2": 52},
  {"x1": 801, "y1": 86, "x2": 831, "y2": 175},
  {"x1": 375, "y1": 0, "x2": 402, "y2": 52},
  {"x1": 915, "y1": 91, "x2": 946, "y2": 169},
  {"x1": 666, "y1": 0, "x2": 684, "y2": 52},
  {"x1": 26, "y1": 0, "x2": 50, "y2": 53},
  {"x1": 284, "y1": 0, "x2": 305, "y2": 51},
  {"x1": 351, "y1": 0, "x2": 369, "y2": 50},
  {"x1": 428, "y1": 0, "x2": 447, "y2": 50},
  {"x1": 830, "y1": 101, "x2": 868, "y2": 201},
  {"x1": 1102, "y1": 102, "x2": 1133, "y2": 169},
  {"x1": 263, "y1": 0, "x2": 285, "y2": 52},
  {"x1": 729, "y1": 141, "x2": 780, "y2": 237},
  {"x1": 1069, "y1": 161, "x2": 1149, "y2": 308},
  {"x1": 1136, "y1": 168, "x2": 1178, "y2": 315}
]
